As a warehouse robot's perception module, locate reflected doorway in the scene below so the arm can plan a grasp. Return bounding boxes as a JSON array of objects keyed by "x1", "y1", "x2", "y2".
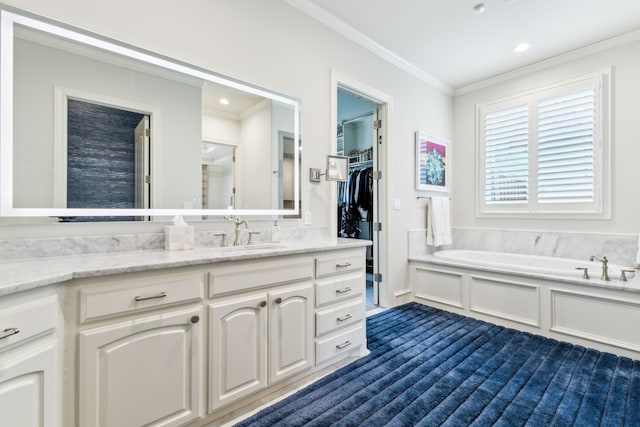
[
  {"x1": 201, "y1": 141, "x2": 236, "y2": 212},
  {"x1": 65, "y1": 99, "x2": 150, "y2": 221}
]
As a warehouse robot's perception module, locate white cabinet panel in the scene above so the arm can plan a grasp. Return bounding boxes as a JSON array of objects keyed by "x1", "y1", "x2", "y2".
[
  {"x1": 0, "y1": 341, "x2": 58, "y2": 427},
  {"x1": 414, "y1": 266, "x2": 464, "y2": 309},
  {"x1": 79, "y1": 306, "x2": 203, "y2": 427},
  {"x1": 209, "y1": 293, "x2": 268, "y2": 412},
  {"x1": 470, "y1": 275, "x2": 540, "y2": 327},
  {"x1": 0, "y1": 295, "x2": 57, "y2": 351},
  {"x1": 315, "y1": 324, "x2": 364, "y2": 365},
  {"x1": 551, "y1": 289, "x2": 640, "y2": 352},
  {"x1": 269, "y1": 282, "x2": 313, "y2": 384},
  {"x1": 209, "y1": 257, "x2": 312, "y2": 297},
  {"x1": 315, "y1": 250, "x2": 365, "y2": 278},
  {"x1": 79, "y1": 271, "x2": 203, "y2": 323},
  {"x1": 315, "y1": 272, "x2": 364, "y2": 307},
  {"x1": 316, "y1": 297, "x2": 364, "y2": 336}
]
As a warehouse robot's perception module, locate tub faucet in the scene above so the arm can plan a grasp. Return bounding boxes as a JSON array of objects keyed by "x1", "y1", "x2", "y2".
[
  {"x1": 233, "y1": 217, "x2": 249, "y2": 246},
  {"x1": 590, "y1": 255, "x2": 610, "y2": 281}
]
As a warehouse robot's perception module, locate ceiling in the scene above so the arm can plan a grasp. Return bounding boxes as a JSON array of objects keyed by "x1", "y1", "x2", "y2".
[{"x1": 287, "y1": 0, "x2": 640, "y2": 92}]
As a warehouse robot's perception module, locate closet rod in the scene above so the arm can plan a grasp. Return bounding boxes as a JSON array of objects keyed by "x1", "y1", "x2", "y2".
[{"x1": 341, "y1": 112, "x2": 374, "y2": 125}]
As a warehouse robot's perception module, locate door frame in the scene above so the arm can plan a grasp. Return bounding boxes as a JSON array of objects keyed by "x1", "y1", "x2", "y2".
[
  {"x1": 53, "y1": 85, "x2": 160, "y2": 209},
  {"x1": 330, "y1": 71, "x2": 393, "y2": 308}
]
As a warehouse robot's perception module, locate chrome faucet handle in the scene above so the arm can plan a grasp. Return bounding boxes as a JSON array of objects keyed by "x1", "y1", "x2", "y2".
[
  {"x1": 589, "y1": 255, "x2": 610, "y2": 281},
  {"x1": 247, "y1": 231, "x2": 261, "y2": 245},
  {"x1": 575, "y1": 267, "x2": 590, "y2": 280},
  {"x1": 213, "y1": 232, "x2": 227, "y2": 247},
  {"x1": 620, "y1": 269, "x2": 635, "y2": 282}
]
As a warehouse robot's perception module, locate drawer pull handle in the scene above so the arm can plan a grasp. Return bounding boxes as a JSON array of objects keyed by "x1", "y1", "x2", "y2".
[
  {"x1": 336, "y1": 287, "x2": 352, "y2": 294},
  {"x1": 336, "y1": 263, "x2": 352, "y2": 268},
  {"x1": 336, "y1": 340, "x2": 352, "y2": 349},
  {"x1": 259, "y1": 301, "x2": 267, "y2": 308},
  {"x1": 275, "y1": 297, "x2": 283, "y2": 304},
  {"x1": 337, "y1": 314, "x2": 352, "y2": 322},
  {"x1": 0, "y1": 328, "x2": 20, "y2": 340},
  {"x1": 190, "y1": 315, "x2": 200, "y2": 324},
  {"x1": 134, "y1": 291, "x2": 167, "y2": 302}
]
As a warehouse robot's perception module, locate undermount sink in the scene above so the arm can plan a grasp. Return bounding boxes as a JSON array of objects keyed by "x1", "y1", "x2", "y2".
[{"x1": 221, "y1": 243, "x2": 282, "y2": 252}]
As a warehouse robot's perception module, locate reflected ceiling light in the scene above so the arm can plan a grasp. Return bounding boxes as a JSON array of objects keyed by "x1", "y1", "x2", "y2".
[
  {"x1": 219, "y1": 97, "x2": 230, "y2": 105},
  {"x1": 473, "y1": 3, "x2": 486, "y2": 13},
  {"x1": 513, "y1": 42, "x2": 530, "y2": 53}
]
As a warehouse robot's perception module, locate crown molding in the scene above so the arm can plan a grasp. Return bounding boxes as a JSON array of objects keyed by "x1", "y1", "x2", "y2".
[{"x1": 285, "y1": 0, "x2": 453, "y2": 96}]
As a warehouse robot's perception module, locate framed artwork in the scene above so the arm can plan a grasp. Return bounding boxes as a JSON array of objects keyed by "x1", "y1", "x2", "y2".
[{"x1": 416, "y1": 131, "x2": 450, "y2": 192}]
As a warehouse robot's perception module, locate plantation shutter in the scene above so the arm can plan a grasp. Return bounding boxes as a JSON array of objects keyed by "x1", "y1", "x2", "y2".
[
  {"x1": 484, "y1": 104, "x2": 529, "y2": 204},
  {"x1": 537, "y1": 89, "x2": 595, "y2": 204}
]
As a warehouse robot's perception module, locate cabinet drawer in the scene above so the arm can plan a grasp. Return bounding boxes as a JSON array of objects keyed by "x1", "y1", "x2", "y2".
[
  {"x1": 316, "y1": 298, "x2": 364, "y2": 336},
  {"x1": 316, "y1": 272, "x2": 364, "y2": 307},
  {"x1": 0, "y1": 295, "x2": 57, "y2": 351},
  {"x1": 80, "y1": 272, "x2": 203, "y2": 323},
  {"x1": 209, "y1": 256, "x2": 312, "y2": 297},
  {"x1": 315, "y1": 250, "x2": 364, "y2": 279},
  {"x1": 315, "y1": 324, "x2": 364, "y2": 365}
]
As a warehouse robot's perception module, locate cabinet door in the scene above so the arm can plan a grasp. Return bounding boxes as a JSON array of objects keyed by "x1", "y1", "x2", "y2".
[
  {"x1": 78, "y1": 306, "x2": 203, "y2": 427},
  {"x1": 209, "y1": 293, "x2": 268, "y2": 412},
  {"x1": 269, "y1": 282, "x2": 314, "y2": 384},
  {"x1": 0, "y1": 341, "x2": 58, "y2": 427}
]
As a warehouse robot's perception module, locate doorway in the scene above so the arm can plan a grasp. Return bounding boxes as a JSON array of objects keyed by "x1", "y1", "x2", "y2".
[
  {"x1": 336, "y1": 87, "x2": 384, "y2": 311},
  {"x1": 65, "y1": 99, "x2": 150, "y2": 221}
]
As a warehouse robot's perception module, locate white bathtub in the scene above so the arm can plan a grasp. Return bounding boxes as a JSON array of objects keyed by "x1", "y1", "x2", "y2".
[{"x1": 433, "y1": 250, "x2": 635, "y2": 281}]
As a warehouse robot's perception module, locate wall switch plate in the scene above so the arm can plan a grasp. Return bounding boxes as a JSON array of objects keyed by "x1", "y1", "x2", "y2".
[
  {"x1": 393, "y1": 199, "x2": 401, "y2": 210},
  {"x1": 304, "y1": 211, "x2": 312, "y2": 225}
]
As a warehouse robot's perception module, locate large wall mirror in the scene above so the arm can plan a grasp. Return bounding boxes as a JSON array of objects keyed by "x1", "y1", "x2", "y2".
[{"x1": 0, "y1": 7, "x2": 300, "y2": 220}]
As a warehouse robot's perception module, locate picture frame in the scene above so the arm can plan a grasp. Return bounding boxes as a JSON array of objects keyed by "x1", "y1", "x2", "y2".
[{"x1": 416, "y1": 131, "x2": 450, "y2": 192}]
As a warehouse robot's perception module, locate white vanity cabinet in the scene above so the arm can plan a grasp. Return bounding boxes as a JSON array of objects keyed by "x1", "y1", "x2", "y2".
[
  {"x1": 74, "y1": 271, "x2": 204, "y2": 427},
  {"x1": 314, "y1": 249, "x2": 367, "y2": 365},
  {"x1": 0, "y1": 242, "x2": 369, "y2": 426},
  {"x1": 208, "y1": 256, "x2": 314, "y2": 411},
  {"x1": 0, "y1": 292, "x2": 60, "y2": 427}
]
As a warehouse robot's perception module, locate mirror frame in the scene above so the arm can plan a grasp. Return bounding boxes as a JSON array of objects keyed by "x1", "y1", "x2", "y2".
[{"x1": 0, "y1": 7, "x2": 300, "y2": 218}]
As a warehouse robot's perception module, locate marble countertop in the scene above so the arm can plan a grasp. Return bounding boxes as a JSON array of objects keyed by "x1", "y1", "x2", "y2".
[
  {"x1": 0, "y1": 238, "x2": 371, "y2": 297},
  {"x1": 409, "y1": 254, "x2": 640, "y2": 293}
]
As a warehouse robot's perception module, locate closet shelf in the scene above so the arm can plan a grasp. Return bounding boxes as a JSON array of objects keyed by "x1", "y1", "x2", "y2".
[{"x1": 349, "y1": 160, "x2": 373, "y2": 169}]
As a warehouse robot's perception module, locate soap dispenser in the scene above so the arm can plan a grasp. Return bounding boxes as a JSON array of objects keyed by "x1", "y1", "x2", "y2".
[{"x1": 271, "y1": 220, "x2": 281, "y2": 243}]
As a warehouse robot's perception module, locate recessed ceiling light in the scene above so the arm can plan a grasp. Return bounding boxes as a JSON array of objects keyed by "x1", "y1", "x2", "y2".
[
  {"x1": 513, "y1": 42, "x2": 530, "y2": 53},
  {"x1": 473, "y1": 3, "x2": 486, "y2": 13},
  {"x1": 219, "y1": 97, "x2": 230, "y2": 105}
]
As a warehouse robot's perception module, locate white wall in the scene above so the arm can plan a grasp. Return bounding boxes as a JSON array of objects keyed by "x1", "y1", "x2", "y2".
[
  {"x1": 202, "y1": 114, "x2": 240, "y2": 145},
  {"x1": 13, "y1": 38, "x2": 202, "y2": 210},
  {"x1": 453, "y1": 39, "x2": 640, "y2": 234},
  {"x1": 2, "y1": 0, "x2": 453, "y2": 306}
]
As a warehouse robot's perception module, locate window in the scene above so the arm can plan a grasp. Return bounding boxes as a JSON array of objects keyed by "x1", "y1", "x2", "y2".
[{"x1": 476, "y1": 71, "x2": 609, "y2": 218}]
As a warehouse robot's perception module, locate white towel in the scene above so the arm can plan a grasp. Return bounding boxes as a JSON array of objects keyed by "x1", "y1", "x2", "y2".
[{"x1": 426, "y1": 196, "x2": 452, "y2": 247}]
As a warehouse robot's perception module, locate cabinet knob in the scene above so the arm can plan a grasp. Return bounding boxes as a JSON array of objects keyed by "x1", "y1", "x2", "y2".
[
  {"x1": 190, "y1": 315, "x2": 200, "y2": 324},
  {"x1": 259, "y1": 301, "x2": 267, "y2": 308},
  {"x1": 275, "y1": 297, "x2": 282, "y2": 304}
]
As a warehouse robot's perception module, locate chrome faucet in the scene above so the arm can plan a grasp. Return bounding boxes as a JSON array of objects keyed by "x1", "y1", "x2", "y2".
[
  {"x1": 233, "y1": 217, "x2": 248, "y2": 246},
  {"x1": 590, "y1": 255, "x2": 610, "y2": 281}
]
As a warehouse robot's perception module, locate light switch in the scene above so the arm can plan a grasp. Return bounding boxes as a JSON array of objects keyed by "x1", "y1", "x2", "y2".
[
  {"x1": 393, "y1": 199, "x2": 401, "y2": 210},
  {"x1": 304, "y1": 211, "x2": 312, "y2": 225}
]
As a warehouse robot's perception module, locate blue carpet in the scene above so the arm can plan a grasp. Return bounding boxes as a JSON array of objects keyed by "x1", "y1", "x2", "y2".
[{"x1": 235, "y1": 302, "x2": 640, "y2": 426}]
